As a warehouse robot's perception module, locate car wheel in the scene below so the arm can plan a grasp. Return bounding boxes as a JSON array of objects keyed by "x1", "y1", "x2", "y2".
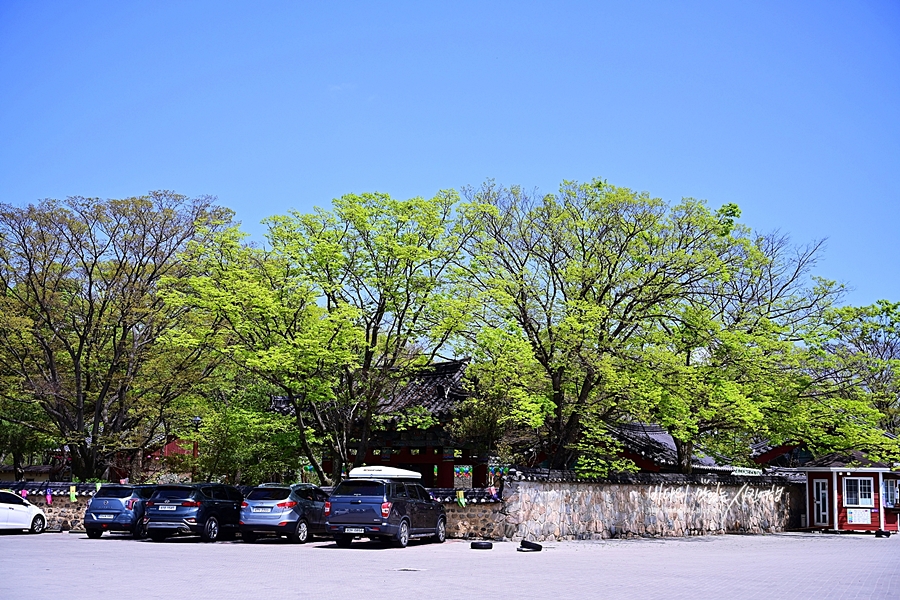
[
  {"x1": 149, "y1": 531, "x2": 168, "y2": 543},
  {"x1": 86, "y1": 529, "x2": 103, "y2": 539},
  {"x1": 29, "y1": 515, "x2": 45, "y2": 534},
  {"x1": 291, "y1": 519, "x2": 310, "y2": 544},
  {"x1": 394, "y1": 520, "x2": 410, "y2": 548},
  {"x1": 433, "y1": 517, "x2": 446, "y2": 543},
  {"x1": 334, "y1": 534, "x2": 353, "y2": 548},
  {"x1": 132, "y1": 523, "x2": 146, "y2": 540},
  {"x1": 200, "y1": 517, "x2": 220, "y2": 543},
  {"x1": 242, "y1": 531, "x2": 258, "y2": 543},
  {"x1": 470, "y1": 541, "x2": 493, "y2": 550}
]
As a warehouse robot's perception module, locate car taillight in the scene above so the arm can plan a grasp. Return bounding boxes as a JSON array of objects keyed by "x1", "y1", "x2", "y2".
[
  {"x1": 241, "y1": 502, "x2": 248, "y2": 508},
  {"x1": 125, "y1": 499, "x2": 136, "y2": 510},
  {"x1": 146, "y1": 501, "x2": 155, "y2": 507},
  {"x1": 324, "y1": 501, "x2": 331, "y2": 517},
  {"x1": 181, "y1": 501, "x2": 201, "y2": 507},
  {"x1": 381, "y1": 502, "x2": 392, "y2": 518},
  {"x1": 276, "y1": 501, "x2": 297, "y2": 509}
]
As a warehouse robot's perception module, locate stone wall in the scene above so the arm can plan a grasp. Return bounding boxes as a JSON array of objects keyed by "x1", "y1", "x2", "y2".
[
  {"x1": 499, "y1": 476, "x2": 805, "y2": 542},
  {"x1": 441, "y1": 501, "x2": 503, "y2": 538},
  {"x1": 27, "y1": 493, "x2": 90, "y2": 532},
  {"x1": 0, "y1": 483, "x2": 95, "y2": 532}
]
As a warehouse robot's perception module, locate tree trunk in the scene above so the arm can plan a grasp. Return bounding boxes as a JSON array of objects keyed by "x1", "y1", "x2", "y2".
[
  {"x1": 674, "y1": 438, "x2": 694, "y2": 474},
  {"x1": 12, "y1": 449, "x2": 23, "y2": 481}
]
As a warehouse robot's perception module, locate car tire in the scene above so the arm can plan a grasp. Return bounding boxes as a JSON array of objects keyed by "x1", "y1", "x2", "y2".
[
  {"x1": 131, "y1": 523, "x2": 146, "y2": 540},
  {"x1": 334, "y1": 534, "x2": 353, "y2": 548},
  {"x1": 291, "y1": 519, "x2": 310, "y2": 544},
  {"x1": 433, "y1": 517, "x2": 446, "y2": 543},
  {"x1": 470, "y1": 541, "x2": 493, "y2": 550},
  {"x1": 200, "y1": 517, "x2": 220, "y2": 543},
  {"x1": 520, "y1": 540, "x2": 542, "y2": 551},
  {"x1": 149, "y1": 531, "x2": 168, "y2": 543},
  {"x1": 394, "y1": 520, "x2": 410, "y2": 548},
  {"x1": 29, "y1": 515, "x2": 45, "y2": 534},
  {"x1": 243, "y1": 531, "x2": 258, "y2": 543},
  {"x1": 86, "y1": 529, "x2": 103, "y2": 539}
]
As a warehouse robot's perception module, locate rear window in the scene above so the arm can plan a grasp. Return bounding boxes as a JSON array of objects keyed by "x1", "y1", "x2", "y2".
[
  {"x1": 152, "y1": 487, "x2": 194, "y2": 500},
  {"x1": 247, "y1": 488, "x2": 291, "y2": 501},
  {"x1": 95, "y1": 487, "x2": 134, "y2": 498},
  {"x1": 331, "y1": 481, "x2": 385, "y2": 497}
]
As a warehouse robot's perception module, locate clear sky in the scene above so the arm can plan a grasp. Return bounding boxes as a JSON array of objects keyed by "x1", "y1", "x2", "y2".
[{"x1": 1, "y1": 1, "x2": 898, "y2": 306}]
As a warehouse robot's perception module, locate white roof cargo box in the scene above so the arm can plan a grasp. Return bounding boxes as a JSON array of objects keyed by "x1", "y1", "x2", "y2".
[{"x1": 347, "y1": 466, "x2": 422, "y2": 480}]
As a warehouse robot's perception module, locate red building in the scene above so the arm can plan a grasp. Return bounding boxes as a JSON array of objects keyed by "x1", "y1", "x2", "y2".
[{"x1": 798, "y1": 451, "x2": 899, "y2": 535}]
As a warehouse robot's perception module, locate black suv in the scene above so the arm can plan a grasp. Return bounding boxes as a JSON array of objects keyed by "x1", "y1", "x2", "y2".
[
  {"x1": 325, "y1": 479, "x2": 446, "y2": 548},
  {"x1": 145, "y1": 484, "x2": 243, "y2": 543},
  {"x1": 84, "y1": 484, "x2": 156, "y2": 539}
]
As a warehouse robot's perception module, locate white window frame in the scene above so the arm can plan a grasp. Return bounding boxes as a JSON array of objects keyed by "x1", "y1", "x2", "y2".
[
  {"x1": 843, "y1": 476, "x2": 874, "y2": 508},
  {"x1": 883, "y1": 479, "x2": 898, "y2": 508}
]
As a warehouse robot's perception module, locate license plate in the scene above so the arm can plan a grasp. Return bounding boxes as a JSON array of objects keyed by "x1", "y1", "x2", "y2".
[
  {"x1": 159, "y1": 505, "x2": 177, "y2": 511},
  {"x1": 97, "y1": 514, "x2": 114, "y2": 520},
  {"x1": 251, "y1": 507, "x2": 271, "y2": 513},
  {"x1": 344, "y1": 527, "x2": 365, "y2": 534}
]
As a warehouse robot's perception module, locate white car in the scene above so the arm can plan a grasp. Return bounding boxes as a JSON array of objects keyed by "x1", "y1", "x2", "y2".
[{"x1": 0, "y1": 489, "x2": 46, "y2": 533}]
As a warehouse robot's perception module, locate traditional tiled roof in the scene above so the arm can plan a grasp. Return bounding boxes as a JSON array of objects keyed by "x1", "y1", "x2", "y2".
[
  {"x1": 378, "y1": 359, "x2": 468, "y2": 417},
  {"x1": 607, "y1": 422, "x2": 724, "y2": 471},
  {"x1": 268, "y1": 359, "x2": 469, "y2": 419},
  {"x1": 802, "y1": 450, "x2": 891, "y2": 469}
]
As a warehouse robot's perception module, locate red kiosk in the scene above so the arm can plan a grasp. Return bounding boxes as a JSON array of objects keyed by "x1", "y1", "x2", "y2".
[{"x1": 798, "y1": 451, "x2": 899, "y2": 535}]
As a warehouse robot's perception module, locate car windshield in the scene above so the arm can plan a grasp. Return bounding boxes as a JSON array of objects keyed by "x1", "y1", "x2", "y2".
[
  {"x1": 152, "y1": 487, "x2": 194, "y2": 500},
  {"x1": 331, "y1": 481, "x2": 385, "y2": 496},
  {"x1": 94, "y1": 487, "x2": 134, "y2": 498},
  {"x1": 247, "y1": 488, "x2": 291, "y2": 501}
]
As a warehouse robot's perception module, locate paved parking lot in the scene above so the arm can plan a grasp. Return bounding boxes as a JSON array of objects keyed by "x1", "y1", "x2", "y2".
[{"x1": 1, "y1": 531, "x2": 898, "y2": 599}]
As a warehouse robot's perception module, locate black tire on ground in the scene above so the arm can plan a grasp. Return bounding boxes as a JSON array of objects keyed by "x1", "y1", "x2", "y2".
[
  {"x1": 200, "y1": 517, "x2": 220, "y2": 543},
  {"x1": 148, "y1": 531, "x2": 168, "y2": 543},
  {"x1": 432, "y1": 517, "x2": 446, "y2": 543},
  {"x1": 291, "y1": 519, "x2": 310, "y2": 544},
  {"x1": 334, "y1": 534, "x2": 353, "y2": 548},
  {"x1": 470, "y1": 541, "x2": 493, "y2": 550},
  {"x1": 520, "y1": 540, "x2": 542, "y2": 551},
  {"x1": 394, "y1": 520, "x2": 410, "y2": 548},
  {"x1": 29, "y1": 515, "x2": 45, "y2": 534},
  {"x1": 86, "y1": 529, "x2": 103, "y2": 539},
  {"x1": 132, "y1": 523, "x2": 146, "y2": 539},
  {"x1": 242, "y1": 531, "x2": 258, "y2": 543}
]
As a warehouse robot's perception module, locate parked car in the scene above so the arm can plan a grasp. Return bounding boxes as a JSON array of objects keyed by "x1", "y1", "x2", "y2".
[
  {"x1": 145, "y1": 483, "x2": 243, "y2": 543},
  {"x1": 239, "y1": 483, "x2": 328, "y2": 543},
  {"x1": 84, "y1": 484, "x2": 156, "y2": 539},
  {"x1": 325, "y1": 466, "x2": 446, "y2": 548},
  {"x1": 0, "y1": 489, "x2": 46, "y2": 534}
]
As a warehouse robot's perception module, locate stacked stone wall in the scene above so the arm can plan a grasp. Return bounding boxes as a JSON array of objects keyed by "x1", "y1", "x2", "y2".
[
  {"x1": 0, "y1": 483, "x2": 93, "y2": 532},
  {"x1": 441, "y1": 501, "x2": 503, "y2": 539},
  {"x1": 499, "y1": 478, "x2": 804, "y2": 542}
]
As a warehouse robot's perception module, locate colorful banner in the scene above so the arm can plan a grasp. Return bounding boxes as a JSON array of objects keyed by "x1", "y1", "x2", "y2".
[{"x1": 69, "y1": 485, "x2": 77, "y2": 502}]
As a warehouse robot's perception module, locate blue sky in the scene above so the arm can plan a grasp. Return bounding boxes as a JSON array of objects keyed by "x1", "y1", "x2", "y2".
[{"x1": 1, "y1": 1, "x2": 898, "y2": 306}]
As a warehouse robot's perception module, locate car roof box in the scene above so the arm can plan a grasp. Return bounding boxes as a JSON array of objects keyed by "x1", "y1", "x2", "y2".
[{"x1": 347, "y1": 466, "x2": 422, "y2": 480}]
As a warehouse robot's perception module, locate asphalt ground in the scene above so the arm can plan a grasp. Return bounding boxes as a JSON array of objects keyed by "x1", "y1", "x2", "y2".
[{"x1": 1, "y1": 531, "x2": 898, "y2": 599}]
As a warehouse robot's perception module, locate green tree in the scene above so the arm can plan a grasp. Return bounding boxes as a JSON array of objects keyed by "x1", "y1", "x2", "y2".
[
  {"x1": 266, "y1": 191, "x2": 480, "y2": 480},
  {"x1": 825, "y1": 300, "x2": 900, "y2": 434},
  {"x1": 0, "y1": 192, "x2": 230, "y2": 479},
  {"x1": 165, "y1": 225, "x2": 360, "y2": 484},
  {"x1": 460, "y1": 179, "x2": 745, "y2": 470},
  {"x1": 633, "y1": 233, "x2": 846, "y2": 472}
]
